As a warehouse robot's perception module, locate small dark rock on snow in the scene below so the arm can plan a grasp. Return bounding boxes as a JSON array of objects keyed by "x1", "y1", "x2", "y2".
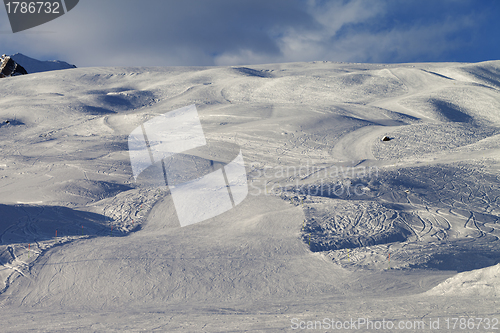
[{"x1": 381, "y1": 136, "x2": 392, "y2": 141}]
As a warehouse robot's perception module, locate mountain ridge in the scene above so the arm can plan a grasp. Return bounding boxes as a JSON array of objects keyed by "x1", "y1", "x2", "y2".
[{"x1": 10, "y1": 53, "x2": 76, "y2": 74}]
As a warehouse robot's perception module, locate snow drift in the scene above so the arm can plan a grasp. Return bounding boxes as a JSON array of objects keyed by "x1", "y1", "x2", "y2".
[{"x1": 425, "y1": 263, "x2": 500, "y2": 296}]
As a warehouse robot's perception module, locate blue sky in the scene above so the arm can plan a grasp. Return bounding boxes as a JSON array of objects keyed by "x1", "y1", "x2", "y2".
[{"x1": 0, "y1": 0, "x2": 499, "y2": 67}]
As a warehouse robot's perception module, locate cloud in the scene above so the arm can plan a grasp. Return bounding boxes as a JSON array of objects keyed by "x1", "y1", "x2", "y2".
[
  {"x1": 213, "y1": 0, "x2": 387, "y2": 65},
  {"x1": 1, "y1": 0, "x2": 313, "y2": 67},
  {"x1": 216, "y1": 0, "x2": 481, "y2": 65},
  {"x1": 0, "y1": 0, "x2": 495, "y2": 67}
]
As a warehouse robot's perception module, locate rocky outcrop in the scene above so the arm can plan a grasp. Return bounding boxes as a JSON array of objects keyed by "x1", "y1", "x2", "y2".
[{"x1": 0, "y1": 55, "x2": 22, "y2": 78}]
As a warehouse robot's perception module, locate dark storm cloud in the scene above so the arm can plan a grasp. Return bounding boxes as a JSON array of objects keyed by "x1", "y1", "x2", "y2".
[{"x1": 1, "y1": 0, "x2": 316, "y2": 66}]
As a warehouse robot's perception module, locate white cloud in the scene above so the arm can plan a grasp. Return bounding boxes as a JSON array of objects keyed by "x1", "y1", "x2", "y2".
[
  {"x1": 308, "y1": 0, "x2": 385, "y2": 36},
  {"x1": 214, "y1": 0, "x2": 478, "y2": 65}
]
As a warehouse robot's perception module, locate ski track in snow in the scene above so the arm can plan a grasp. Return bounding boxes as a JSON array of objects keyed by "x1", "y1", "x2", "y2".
[{"x1": 0, "y1": 61, "x2": 500, "y2": 331}]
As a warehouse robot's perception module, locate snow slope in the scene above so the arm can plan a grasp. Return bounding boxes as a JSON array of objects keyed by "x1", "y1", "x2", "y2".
[
  {"x1": 0, "y1": 60, "x2": 499, "y2": 331},
  {"x1": 10, "y1": 53, "x2": 76, "y2": 74},
  {"x1": 425, "y1": 263, "x2": 500, "y2": 297}
]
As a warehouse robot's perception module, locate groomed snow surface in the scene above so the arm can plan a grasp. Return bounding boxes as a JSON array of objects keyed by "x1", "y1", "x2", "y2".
[{"x1": 1, "y1": 60, "x2": 500, "y2": 331}]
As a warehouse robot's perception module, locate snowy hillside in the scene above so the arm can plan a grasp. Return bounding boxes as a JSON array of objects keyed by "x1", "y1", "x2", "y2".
[
  {"x1": 0, "y1": 60, "x2": 499, "y2": 331},
  {"x1": 425, "y1": 263, "x2": 500, "y2": 296},
  {"x1": 10, "y1": 53, "x2": 76, "y2": 74}
]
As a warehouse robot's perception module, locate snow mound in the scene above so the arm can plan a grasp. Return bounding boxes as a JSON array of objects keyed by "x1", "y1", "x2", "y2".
[
  {"x1": 425, "y1": 263, "x2": 500, "y2": 297},
  {"x1": 10, "y1": 53, "x2": 76, "y2": 74}
]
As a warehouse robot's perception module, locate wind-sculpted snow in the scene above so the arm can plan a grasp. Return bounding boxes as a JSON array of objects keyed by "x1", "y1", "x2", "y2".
[
  {"x1": 459, "y1": 61, "x2": 500, "y2": 90},
  {"x1": 1, "y1": 60, "x2": 500, "y2": 331}
]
